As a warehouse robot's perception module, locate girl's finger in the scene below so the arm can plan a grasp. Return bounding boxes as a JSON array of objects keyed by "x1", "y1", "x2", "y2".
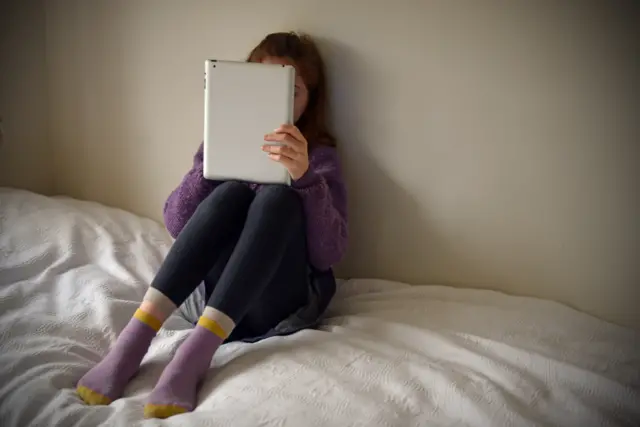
[
  {"x1": 268, "y1": 153, "x2": 297, "y2": 170},
  {"x1": 262, "y1": 144, "x2": 301, "y2": 159},
  {"x1": 274, "y1": 124, "x2": 306, "y2": 145},
  {"x1": 263, "y1": 134, "x2": 305, "y2": 153}
]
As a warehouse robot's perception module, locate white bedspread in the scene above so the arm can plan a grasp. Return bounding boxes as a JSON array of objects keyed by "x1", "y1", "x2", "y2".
[{"x1": 0, "y1": 188, "x2": 638, "y2": 427}]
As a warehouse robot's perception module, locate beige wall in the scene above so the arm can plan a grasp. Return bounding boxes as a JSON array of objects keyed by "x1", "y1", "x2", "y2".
[
  {"x1": 0, "y1": 0, "x2": 51, "y2": 194},
  {"x1": 43, "y1": 0, "x2": 640, "y2": 329}
]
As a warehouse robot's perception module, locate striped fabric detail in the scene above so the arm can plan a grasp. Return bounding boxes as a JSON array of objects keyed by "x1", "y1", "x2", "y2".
[
  {"x1": 197, "y1": 316, "x2": 229, "y2": 339},
  {"x1": 133, "y1": 308, "x2": 162, "y2": 332},
  {"x1": 142, "y1": 288, "x2": 177, "y2": 318}
]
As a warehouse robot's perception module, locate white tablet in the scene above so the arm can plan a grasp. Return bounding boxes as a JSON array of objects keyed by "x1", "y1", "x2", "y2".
[{"x1": 203, "y1": 59, "x2": 295, "y2": 185}]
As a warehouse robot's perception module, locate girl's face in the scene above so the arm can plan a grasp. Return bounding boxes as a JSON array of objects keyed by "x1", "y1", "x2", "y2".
[{"x1": 260, "y1": 56, "x2": 309, "y2": 123}]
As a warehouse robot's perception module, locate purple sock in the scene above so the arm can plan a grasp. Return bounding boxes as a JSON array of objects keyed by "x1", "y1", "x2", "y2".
[
  {"x1": 144, "y1": 324, "x2": 224, "y2": 418},
  {"x1": 77, "y1": 314, "x2": 157, "y2": 404}
]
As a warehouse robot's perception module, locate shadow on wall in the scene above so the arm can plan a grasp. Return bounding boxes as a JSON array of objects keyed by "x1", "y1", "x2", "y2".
[{"x1": 318, "y1": 37, "x2": 481, "y2": 285}]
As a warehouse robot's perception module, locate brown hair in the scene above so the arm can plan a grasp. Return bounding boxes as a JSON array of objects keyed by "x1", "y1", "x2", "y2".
[{"x1": 247, "y1": 32, "x2": 336, "y2": 148}]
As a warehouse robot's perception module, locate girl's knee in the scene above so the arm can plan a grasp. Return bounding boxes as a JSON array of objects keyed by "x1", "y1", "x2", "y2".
[
  {"x1": 256, "y1": 184, "x2": 298, "y2": 204},
  {"x1": 197, "y1": 181, "x2": 254, "y2": 213},
  {"x1": 210, "y1": 181, "x2": 253, "y2": 201},
  {"x1": 215, "y1": 181, "x2": 252, "y2": 197},
  {"x1": 253, "y1": 185, "x2": 302, "y2": 218}
]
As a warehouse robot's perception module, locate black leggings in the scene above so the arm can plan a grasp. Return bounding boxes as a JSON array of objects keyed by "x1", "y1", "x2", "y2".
[{"x1": 150, "y1": 181, "x2": 309, "y2": 341}]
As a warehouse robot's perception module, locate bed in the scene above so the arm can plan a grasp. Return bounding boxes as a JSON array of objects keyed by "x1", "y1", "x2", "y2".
[{"x1": 0, "y1": 187, "x2": 638, "y2": 427}]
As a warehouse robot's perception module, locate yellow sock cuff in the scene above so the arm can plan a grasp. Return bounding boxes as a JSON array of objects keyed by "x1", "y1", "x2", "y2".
[
  {"x1": 197, "y1": 316, "x2": 229, "y2": 339},
  {"x1": 134, "y1": 308, "x2": 162, "y2": 332}
]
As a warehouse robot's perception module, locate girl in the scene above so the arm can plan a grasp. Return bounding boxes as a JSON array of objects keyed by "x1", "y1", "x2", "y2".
[{"x1": 76, "y1": 32, "x2": 348, "y2": 419}]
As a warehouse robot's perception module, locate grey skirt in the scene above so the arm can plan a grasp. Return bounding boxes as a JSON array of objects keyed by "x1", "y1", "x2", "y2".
[{"x1": 177, "y1": 281, "x2": 208, "y2": 325}]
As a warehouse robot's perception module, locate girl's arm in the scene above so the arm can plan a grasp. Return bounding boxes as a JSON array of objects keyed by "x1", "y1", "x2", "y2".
[
  {"x1": 292, "y1": 146, "x2": 348, "y2": 271},
  {"x1": 163, "y1": 143, "x2": 221, "y2": 238}
]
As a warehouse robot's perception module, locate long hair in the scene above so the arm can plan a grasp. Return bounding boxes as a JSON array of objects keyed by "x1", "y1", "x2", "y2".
[{"x1": 247, "y1": 32, "x2": 336, "y2": 148}]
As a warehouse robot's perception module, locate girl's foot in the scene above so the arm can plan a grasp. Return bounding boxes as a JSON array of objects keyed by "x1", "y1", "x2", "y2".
[
  {"x1": 76, "y1": 309, "x2": 160, "y2": 404},
  {"x1": 144, "y1": 317, "x2": 227, "y2": 418}
]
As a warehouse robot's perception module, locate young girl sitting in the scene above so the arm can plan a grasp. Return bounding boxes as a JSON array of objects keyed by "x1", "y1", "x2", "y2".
[{"x1": 76, "y1": 31, "x2": 348, "y2": 419}]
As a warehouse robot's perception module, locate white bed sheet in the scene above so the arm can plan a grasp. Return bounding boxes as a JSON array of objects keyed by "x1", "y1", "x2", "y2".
[{"x1": 0, "y1": 188, "x2": 638, "y2": 427}]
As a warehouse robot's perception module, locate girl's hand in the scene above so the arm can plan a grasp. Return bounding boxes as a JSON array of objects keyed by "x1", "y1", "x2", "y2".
[{"x1": 262, "y1": 124, "x2": 309, "y2": 181}]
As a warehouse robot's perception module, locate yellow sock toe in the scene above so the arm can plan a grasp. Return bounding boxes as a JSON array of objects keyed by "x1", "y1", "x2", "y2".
[
  {"x1": 144, "y1": 404, "x2": 189, "y2": 419},
  {"x1": 76, "y1": 385, "x2": 112, "y2": 406}
]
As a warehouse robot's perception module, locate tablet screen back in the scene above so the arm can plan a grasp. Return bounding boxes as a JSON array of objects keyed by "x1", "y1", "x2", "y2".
[{"x1": 203, "y1": 59, "x2": 294, "y2": 185}]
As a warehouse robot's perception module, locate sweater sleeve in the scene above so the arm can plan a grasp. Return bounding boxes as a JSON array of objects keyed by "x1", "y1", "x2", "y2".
[
  {"x1": 163, "y1": 143, "x2": 221, "y2": 238},
  {"x1": 291, "y1": 146, "x2": 349, "y2": 271}
]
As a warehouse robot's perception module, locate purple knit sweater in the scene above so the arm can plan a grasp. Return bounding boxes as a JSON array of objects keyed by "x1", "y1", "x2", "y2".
[{"x1": 163, "y1": 143, "x2": 348, "y2": 271}]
